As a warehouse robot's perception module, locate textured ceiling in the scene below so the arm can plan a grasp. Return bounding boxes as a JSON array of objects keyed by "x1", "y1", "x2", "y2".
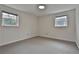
[{"x1": 5, "y1": 4, "x2": 79, "y2": 16}]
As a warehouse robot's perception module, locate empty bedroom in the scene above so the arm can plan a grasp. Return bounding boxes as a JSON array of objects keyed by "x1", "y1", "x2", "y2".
[{"x1": 0, "y1": 4, "x2": 79, "y2": 54}]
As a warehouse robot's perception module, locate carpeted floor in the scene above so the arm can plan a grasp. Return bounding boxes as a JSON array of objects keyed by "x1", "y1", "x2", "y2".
[{"x1": 0, "y1": 37, "x2": 79, "y2": 54}]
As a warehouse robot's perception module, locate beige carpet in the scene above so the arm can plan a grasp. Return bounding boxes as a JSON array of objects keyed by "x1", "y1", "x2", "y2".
[{"x1": 0, "y1": 37, "x2": 79, "y2": 54}]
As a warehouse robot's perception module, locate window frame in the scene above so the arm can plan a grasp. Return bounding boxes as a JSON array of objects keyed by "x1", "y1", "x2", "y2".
[
  {"x1": 1, "y1": 11, "x2": 19, "y2": 27},
  {"x1": 54, "y1": 15, "x2": 68, "y2": 28}
]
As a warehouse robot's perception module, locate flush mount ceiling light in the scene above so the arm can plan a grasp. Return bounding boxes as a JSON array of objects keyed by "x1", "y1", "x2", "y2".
[{"x1": 37, "y1": 4, "x2": 46, "y2": 10}]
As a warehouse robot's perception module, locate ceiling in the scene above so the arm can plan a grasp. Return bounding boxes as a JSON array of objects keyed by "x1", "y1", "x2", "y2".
[{"x1": 4, "y1": 4, "x2": 79, "y2": 16}]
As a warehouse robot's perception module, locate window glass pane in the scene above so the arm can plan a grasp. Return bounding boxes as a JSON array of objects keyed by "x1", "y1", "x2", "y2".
[
  {"x1": 2, "y1": 12, "x2": 9, "y2": 18},
  {"x1": 2, "y1": 12, "x2": 17, "y2": 26},
  {"x1": 4, "y1": 18, "x2": 11, "y2": 25},
  {"x1": 55, "y1": 16, "x2": 68, "y2": 27}
]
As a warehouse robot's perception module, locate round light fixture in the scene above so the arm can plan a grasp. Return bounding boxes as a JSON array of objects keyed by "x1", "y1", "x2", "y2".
[{"x1": 37, "y1": 4, "x2": 46, "y2": 10}]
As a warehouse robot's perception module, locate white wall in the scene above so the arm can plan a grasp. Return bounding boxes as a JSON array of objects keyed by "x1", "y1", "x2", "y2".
[
  {"x1": 75, "y1": 7, "x2": 79, "y2": 48},
  {"x1": 0, "y1": 5, "x2": 38, "y2": 46},
  {"x1": 38, "y1": 9, "x2": 76, "y2": 42}
]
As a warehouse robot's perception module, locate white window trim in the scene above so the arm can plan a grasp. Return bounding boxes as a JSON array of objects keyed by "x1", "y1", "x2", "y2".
[
  {"x1": 1, "y1": 11, "x2": 19, "y2": 27},
  {"x1": 55, "y1": 15, "x2": 68, "y2": 27}
]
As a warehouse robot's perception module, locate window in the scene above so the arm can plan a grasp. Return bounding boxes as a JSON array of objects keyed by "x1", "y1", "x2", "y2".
[
  {"x1": 55, "y1": 16, "x2": 68, "y2": 27},
  {"x1": 1, "y1": 11, "x2": 19, "y2": 26}
]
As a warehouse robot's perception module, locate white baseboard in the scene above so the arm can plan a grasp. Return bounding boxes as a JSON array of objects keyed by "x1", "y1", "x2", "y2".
[
  {"x1": 0, "y1": 35, "x2": 37, "y2": 47},
  {"x1": 0, "y1": 35, "x2": 76, "y2": 47},
  {"x1": 39, "y1": 35, "x2": 75, "y2": 43}
]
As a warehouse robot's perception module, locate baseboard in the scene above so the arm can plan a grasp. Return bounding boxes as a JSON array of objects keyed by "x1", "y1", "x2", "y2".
[
  {"x1": 39, "y1": 36, "x2": 75, "y2": 43},
  {"x1": 0, "y1": 35, "x2": 76, "y2": 47},
  {"x1": 42, "y1": 35, "x2": 78, "y2": 48},
  {"x1": 0, "y1": 36, "x2": 38, "y2": 47}
]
